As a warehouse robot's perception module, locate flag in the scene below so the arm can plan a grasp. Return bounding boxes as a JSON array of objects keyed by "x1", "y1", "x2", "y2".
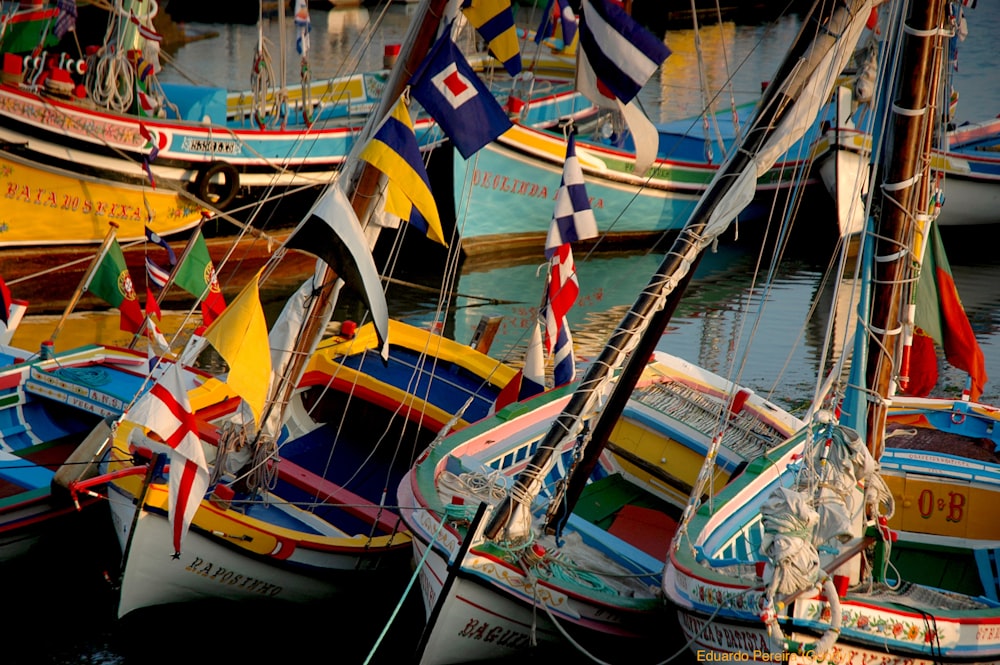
[
  {"x1": 55, "y1": 0, "x2": 77, "y2": 38},
  {"x1": 0, "y1": 276, "x2": 11, "y2": 328},
  {"x1": 576, "y1": 0, "x2": 670, "y2": 105},
  {"x1": 86, "y1": 239, "x2": 145, "y2": 334},
  {"x1": 520, "y1": 321, "x2": 546, "y2": 399},
  {"x1": 575, "y1": 0, "x2": 670, "y2": 175},
  {"x1": 909, "y1": 223, "x2": 987, "y2": 400},
  {"x1": 144, "y1": 285, "x2": 170, "y2": 353},
  {"x1": 359, "y1": 95, "x2": 446, "y2": 246},
  {"x1": 145, "y1": 226, "x2": 177, "y2": 266},
  {"x1": 461, "y1": 0, "x2": 521, "y2": 76},
  {"x1": 145, "y1": 226, "x2": 176, "y2": 289},
  {"x1": 409, "y1": 29, "x2": 513, "y2": 160},
  {"x1": 543, "y1": 242, "x2": 582, "y2": 387},
  {"x1": 126, "y1": 362, "x2": 208, "y2": 555},
  {"x1": 284, "y1": 182, "x2": 390, "y2": 361},
  {"x1": 293, "y1": 0, "x2": 311, "y2": 57},
  {"x1": 202, "y1": 270, "x2": 272, "y2": 426},
  {"x1": 545, "y1": 133, "x2": 598, "y2": 258},
  {"x1": 534, "y1": 0, "x2": 578, "y2": 48},
  {"x1": 172, "y1": 231, "x2": 226, "y2": 326},
  {"x1": 492, "y1": 321, "x2": 546, "y2": 411}
]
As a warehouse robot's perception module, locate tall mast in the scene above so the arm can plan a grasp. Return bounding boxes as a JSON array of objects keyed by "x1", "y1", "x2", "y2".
[
  {"x1": 251, "y1": 0, "x2": 450, "y2": 441},
  {"x1": 484, "y1": 0, "x2": 876, "y2": 541},
  {"x1": 864, "y1": 0, "x2": 948, "y2": 461}
]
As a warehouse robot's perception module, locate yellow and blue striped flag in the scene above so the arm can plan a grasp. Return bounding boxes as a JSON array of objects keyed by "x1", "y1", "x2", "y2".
[
  {"x1": 461, "y1": 0, "x2": 522, "y2": 76},
  {"x1": 359, "y1": 95, "x2": 446, "y2": 246}
]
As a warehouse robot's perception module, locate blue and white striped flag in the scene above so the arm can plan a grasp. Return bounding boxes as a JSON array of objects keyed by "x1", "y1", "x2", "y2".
[
  {"x1": 545, "y1": 133, "x2": 597, "y2": 258},
  {"x1": 144, "y1": 226, "x2": 176, "y2": 289},
  {"x1": 576, "y1": 0, "x2": 670, "y2": 105},
  {"x1": 550, "y1": 317, "x2": 576, "y2": 387}
]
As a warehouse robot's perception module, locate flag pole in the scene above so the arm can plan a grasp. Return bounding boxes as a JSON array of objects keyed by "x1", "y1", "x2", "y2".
[{"x1": 48, "y1": 222, "x2": 120, "y2": 348}]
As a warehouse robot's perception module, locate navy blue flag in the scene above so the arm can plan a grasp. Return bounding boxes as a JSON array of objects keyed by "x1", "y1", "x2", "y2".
[
  {"x1": 578, "y1": 0, "x2": 671, "y2": 105},
  {"x1": 409, "y1": 28, "x2": 513, "y2": 159}
]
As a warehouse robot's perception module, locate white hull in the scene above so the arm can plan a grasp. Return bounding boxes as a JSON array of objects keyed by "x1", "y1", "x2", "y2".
[{"x1": 108, "y1": 483, "x2": 395, "y2": 618}]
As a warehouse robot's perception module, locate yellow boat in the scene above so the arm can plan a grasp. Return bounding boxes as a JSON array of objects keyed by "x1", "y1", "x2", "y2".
[{"x1": 0, "y1": 149, "x2": 205, "y2": 247}]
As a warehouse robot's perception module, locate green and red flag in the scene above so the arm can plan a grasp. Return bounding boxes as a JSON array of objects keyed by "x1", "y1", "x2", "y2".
[
  {"x1": 87, "y1": 239, "x2": 145, "y2": 334},
  {"x1": 172, "y1": 230, "x2": 226, "y2": 326},
  {"x1": 907, "y1": 223, "x2": 987, "y2": 401}
]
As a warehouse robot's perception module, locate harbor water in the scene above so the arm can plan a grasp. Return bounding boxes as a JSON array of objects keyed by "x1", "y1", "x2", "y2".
[{"x1": 6, "y1": 2, "x2": 1000, "y2": 663}]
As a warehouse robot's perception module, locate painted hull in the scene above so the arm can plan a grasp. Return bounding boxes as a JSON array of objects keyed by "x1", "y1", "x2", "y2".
[
  {"x1": 107, "y1": 477, "x2": 410, "y2": 617},
  {"x1": 399, "y1": 385, "x2": 676, "y2": 665},
  {"x1": 664, "y1": 400, "x2": 1000, "y2": 664},
  {"x1": 815, "y1": 116, "x2": 1000, "y2": 234},
  {"x1": 453, "y1": 107, "x2": 822, "y2": 254},
  {"x1": 104, "y1": 320, "x2": 514, "y2": 618},
  {"x1": 0, "y1": 73, "x2": 584, "y2": 217},
  {"x1": 0, "y1": 149, "x2": 205, "y2": 246},
  {"x1": 0, "y1": 344, "x2": 155, "y2": 565}
]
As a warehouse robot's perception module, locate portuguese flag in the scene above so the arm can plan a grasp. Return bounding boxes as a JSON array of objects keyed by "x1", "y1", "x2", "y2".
[
  {"x1": 87, "y1": 239, "x2": 145, "y2": 334},
  {"x1": 907, "y1": 223, "x2": 987, "y2": 401},
  {"x1": 172, "y1": 231, "x2": 226, "y2": 326}
]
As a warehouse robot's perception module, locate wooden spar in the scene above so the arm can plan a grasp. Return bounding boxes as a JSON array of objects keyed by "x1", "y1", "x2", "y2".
[
  {"x1": 250, "y1": 0, "x2": 450, "y2": 437},
  {"x1": 864, "y1": 0, "x2": 948, "y2": 461},
  {"x1": 482, "y1": 0, "x2": 875, "y2": 541}
]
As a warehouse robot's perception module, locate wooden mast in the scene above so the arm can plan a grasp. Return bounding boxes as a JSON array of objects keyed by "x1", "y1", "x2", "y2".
[
  {"x1": 250, "y1": 0, "x2": 450, "y2": 439},
  {"x1": 863, "y1": 0, "x2": 947, "y2": 461}
]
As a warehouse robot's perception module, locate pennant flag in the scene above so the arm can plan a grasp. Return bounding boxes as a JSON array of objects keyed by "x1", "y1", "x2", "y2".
[
  {"x1": 461, "y1": 0, "x2": 521, "y2": 76},
  {"x1": 545, "y1": 133, "x2": 598, "y2": 258},
  {"x1": 284, "y1": 182, "x2": 390, "y2": 361},
  {"x1": 534, "y1": 0, "x2": 578, "y2": 48},
  {"x1": 576, "y1": 0, "x2": 670, "y2": 105},
  {"x1": 55, "y1": 0, "x2": 77, "y2": 38},
  {"x1": 0, "y1": 275, "x2": 10, "y2": 328},
  {"x1": 293, "y1": 0, "x2": 311, "y2": 56},
  {"x1": 409, "y1": 29, "x2": 513, "y2": 160},
  {"x1": 543, "y1": 242, "x2": 582, "y2": 386},
  {"x1": 86, "y1": 239, "x2": 145, "y2": 334},
  {"x1": 172, "y1": 231, "x2": 226, "y2": 326},
  {"x1": 909, "y1": 223, "x2": 987, "y2": 400},
  {"x1": 145, "y1": 225, "x2": 176, "y2": 289},
  {"x1": 520, "y1": 321, "x2": 546, "y2": 400},
  {"x1": 126, "y1": 362, "x2": 208, "y2": 555},
  {"x1": 145, "y1": 285, "x2": 170, "y2": 353},
  {"x1": 145, "y1": 226, "x2": 177, "y2": 266},
  {"x1": 550, "y1": 316, "x2": 576, "y2": 387},
  {"x1": 202, "y1": 271, "x2": 272, "y2": 426},
  {"x1": 359, "y1": 95, "x2": 446, "y2": 246},
  {"x1": 575, "y1": 0, "x2": 670, "y2": 175}
]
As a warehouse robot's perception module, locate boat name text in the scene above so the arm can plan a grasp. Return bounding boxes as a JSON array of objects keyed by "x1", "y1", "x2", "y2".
[
  {"x1": 457, "y1": 617, "x2": 533, "y2": 650},
  {"x1": 185, "y1": 557, "x2": 283, "y2": 597},
  {"x1": 470, "y1": 169, "x2": 605, "y2": 209},
  {"x1": 181, "y1": 138, "x2": 241, "y2": 155},
  {"x1": 680, "y1": 612, "x2": 772, "y2": 655},
  {"x1": 5, "y1": 181, "x2": 153, "y2": 222}
]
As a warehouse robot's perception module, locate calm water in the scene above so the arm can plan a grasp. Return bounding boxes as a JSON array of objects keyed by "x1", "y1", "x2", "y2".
[{"x1": 9, "y1": 2, "x2": 1000, "y2": 663}]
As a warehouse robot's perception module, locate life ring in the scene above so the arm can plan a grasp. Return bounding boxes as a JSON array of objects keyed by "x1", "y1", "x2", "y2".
[{"x1": 194, "y1": 161, "x2": 240, "y2": 210}]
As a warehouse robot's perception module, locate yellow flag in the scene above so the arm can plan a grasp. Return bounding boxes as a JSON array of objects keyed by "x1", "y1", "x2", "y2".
[{"x1": 202, "y1": 270, "x2": 271, "y2": 425}]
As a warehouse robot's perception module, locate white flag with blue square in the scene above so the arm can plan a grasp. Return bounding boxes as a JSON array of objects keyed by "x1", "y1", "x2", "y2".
[{"x1": 545, "y1": 132, "x2": 598, "y2": 258}]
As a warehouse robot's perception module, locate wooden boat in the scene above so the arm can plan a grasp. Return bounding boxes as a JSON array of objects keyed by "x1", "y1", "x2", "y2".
[
  {"x1": 394, "y1": 0, "x2": 873, "y2": 662},
  {"x1": 0, "y1": 0, "x2": 588, "y2": 226},
  {"x1": 663, "y1": 2, "x2": 1000, "y2": 662},
  {"x1": 56, "y1": 0, "x2": 532, "y2": 619},
  {"x1": 0, "y1": 341, "x2": 169, "y2": 563},
  {"x1": 96, "y1": 318, "x2": 515, "y2": 617},
  {"x1": 454, "y1": 103, "x2": 827, "y2": 258}
]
